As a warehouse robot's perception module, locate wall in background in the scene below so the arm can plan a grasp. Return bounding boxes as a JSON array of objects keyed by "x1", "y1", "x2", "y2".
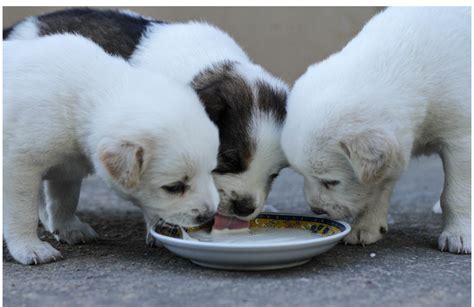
[{"x1": 3, "y1": 7, "x2": 381, "y2": 84}]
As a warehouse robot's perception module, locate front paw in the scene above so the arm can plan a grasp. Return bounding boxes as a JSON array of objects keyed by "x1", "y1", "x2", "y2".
[
  {"x1": 439, "y1": 227, "x2": 471, "y2": 254},
  {"x1": 146, "y1": 232, "x2": 163, "y2": 247},
  {"x1": 432, "y1": 200, "x2": 442, "y2": 214},
  {"x1": 51, "y1": 217, "x2": 97, "y2": 245},
  {"x1": 7, "y1": 239, "x2": 62, "y2": 265},
  {"x1": 344, "y1": 222, "x2": 387, "y2": 246}
]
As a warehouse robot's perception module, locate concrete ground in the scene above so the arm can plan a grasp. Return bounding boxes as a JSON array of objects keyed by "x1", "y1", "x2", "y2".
[{"x1": 3, "y1": 156, "x2": 471, "y2": 307}]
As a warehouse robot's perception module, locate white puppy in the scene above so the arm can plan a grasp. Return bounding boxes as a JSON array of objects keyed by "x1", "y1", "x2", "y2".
[
  {"x1": 4, "y1": 34, "x2": 220, "y2": 264},
  {"x1": 282, "y1": 8, "x2": 470, "y2": 253}
]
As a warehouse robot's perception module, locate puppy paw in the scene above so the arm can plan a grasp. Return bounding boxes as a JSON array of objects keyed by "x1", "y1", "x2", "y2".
[
  {"x1": 8, "y1": 239, "x2": 62, "y2": 265},
  {"x1": 344, "y1": 223, "x2": 387, "y2": 246},
  {"x1": 146, "y1": 232, "x2": 163, "y2": 247},
  {"x1": 52, "y1": 217, "x2": 97, "y2": 245},
  {"x1": 432, "y1": 200, "x2": 442, "y2": 214},
  {"x1": 438, "y1": 228, "x2": 471, "y2": 254}
]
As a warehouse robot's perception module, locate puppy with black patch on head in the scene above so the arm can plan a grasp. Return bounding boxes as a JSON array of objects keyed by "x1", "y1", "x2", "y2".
[
  {"x1": 282, "y1": 7, "x2": 470, "y2": 253},
  {"x1": 4, "y1": 8, "x2": 289, "y2": 234},
  {"x1": 4, "y1": 34, "x2": 220, "y2": 264}
]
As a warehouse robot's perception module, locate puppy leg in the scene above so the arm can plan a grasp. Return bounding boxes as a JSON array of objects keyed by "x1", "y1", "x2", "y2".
[
  {"x1": 432, "y1": 200, "x2": 442, "y2": 214},
  {"x1": 143, "y1": 214, "x2": 162, "y2": 247},
  {"x1": 344, "y1": 202, "x2": 389, "y2": 245},
  {"x1": 439, "y1": 145, "x2": 471, "y2": 254},
  {"x1": 4, "y1": 166, "x2": 61, "y2": 265},
  {"x1": 43, "y1": 179, "x2": 97, "y2": 245},
  {"x1": 146, "y1": 232, "x2": 163, "y2": 247},
  {"x1": 344, "y1": 186, "x2": 392, "y2": 245},
  {"x1": 38, "y1": 186, "x2": 49, "y2": 228}
]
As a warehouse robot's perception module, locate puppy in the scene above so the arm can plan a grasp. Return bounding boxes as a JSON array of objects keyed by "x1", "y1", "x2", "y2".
[
  {"x1": 4, "y1": 8, "x2": 289, "y2": 228},
  {"x1": 281, "y1": 8, "x2": 470, "y2": 253},
  {"x1": 4, "y1": 34, "x2": 220, "y2": 264}
]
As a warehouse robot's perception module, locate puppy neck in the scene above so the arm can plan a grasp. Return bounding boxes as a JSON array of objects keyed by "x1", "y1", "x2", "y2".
[{"x1": 131, "y1": 21, "x2": 251, "y2": 84}]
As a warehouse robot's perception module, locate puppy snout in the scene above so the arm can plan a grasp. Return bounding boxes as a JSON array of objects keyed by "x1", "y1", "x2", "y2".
[
  {"x1": 311, "y1": 207, "x2": 328, "y2": 215},
  {"x1": 231, "y1": 197, "x2": 256, "y2": 217},
  {"x1": 196, "y1": 208, "x2": 215, "y2": 224}
]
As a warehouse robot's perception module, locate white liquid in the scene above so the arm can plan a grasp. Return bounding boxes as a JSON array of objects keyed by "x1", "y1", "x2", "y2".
[{"x1": 185, "y1": 228, "x2": 321, "y2": 244}]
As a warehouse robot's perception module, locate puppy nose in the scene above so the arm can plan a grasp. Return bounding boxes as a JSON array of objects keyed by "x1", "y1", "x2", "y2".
[
  {"x1": 311, "y1": 208, "x2": 328, "y2": 215},
  {"x1": 231, "y1": 197, "x2": 256, "y2": 217}
]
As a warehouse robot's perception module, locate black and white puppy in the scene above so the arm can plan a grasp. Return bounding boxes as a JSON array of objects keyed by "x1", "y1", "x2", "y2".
[{"x1": 4, "y1": 8, "x2": 289, "y2": 229}]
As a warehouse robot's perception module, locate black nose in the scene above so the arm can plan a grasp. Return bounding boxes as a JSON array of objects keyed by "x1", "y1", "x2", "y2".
[
  {"x1": 232, "y1": 197, "x2": 256, "y2": 217},
  {"x1": 311, "y1": 208, "x2": 328, "y2": 215}
]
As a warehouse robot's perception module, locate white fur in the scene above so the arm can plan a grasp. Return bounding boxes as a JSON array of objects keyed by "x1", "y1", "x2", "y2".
[
  {"x1": 4, "y1": 34, "x2": 220, "y2": 264},
  {"x1": 282, "y1": 8, "x2": 470, "y2": 253},
  {"x1": 432, "y1": 200, "x2": 443, "y2": 214},
  {"x1": 6, "y1": 16, "x2": 39, "y2": 40},
  {"x1": 131, "y1": 22, "x2": 249, "y2": 84}
]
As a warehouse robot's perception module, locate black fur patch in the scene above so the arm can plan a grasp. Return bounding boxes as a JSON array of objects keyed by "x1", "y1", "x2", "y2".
[
  {"x1": 3, "y1": 26, "x2": 13, "y2": 39},
  {"x1": 36, "y1": 8, "x2": 165, "y2": 59},
  {"x1": 256, "y1": 80, "x2": 287, "y2": 124},
  {"x1": 192, "y1": 61, "x2": 255, "y2": 174}
]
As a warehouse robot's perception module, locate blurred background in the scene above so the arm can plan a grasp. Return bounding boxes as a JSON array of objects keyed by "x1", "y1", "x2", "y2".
[{"x1": 3, "y1": 7, "x2": 382, "y2": 84}]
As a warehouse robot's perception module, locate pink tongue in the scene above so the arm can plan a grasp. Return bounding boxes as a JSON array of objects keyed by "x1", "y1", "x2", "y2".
[{"x1": 213, "y1": 214, "x2": 250, "y2": 230}]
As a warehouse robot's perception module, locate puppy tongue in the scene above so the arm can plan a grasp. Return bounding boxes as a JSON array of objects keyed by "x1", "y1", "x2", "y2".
[{"x1": 213, "y1": 214, "x2": 250, "y2": 230}]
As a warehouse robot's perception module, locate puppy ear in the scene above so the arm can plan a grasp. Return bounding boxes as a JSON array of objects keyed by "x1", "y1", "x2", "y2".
[
  {"x1": 191, "y1": 61, "x2": 253, "y2": 124},
  {"x1": 339, "y1": 130, "x2": 402, "y2": 185},
  {"x1": 98, "y1": 140, "x2": 146, "y2": 190}
]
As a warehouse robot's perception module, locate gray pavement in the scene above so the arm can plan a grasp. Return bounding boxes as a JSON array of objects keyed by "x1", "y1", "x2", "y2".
[{"x1": 3, "y1": 156, "x2": 471, "y2": 307}]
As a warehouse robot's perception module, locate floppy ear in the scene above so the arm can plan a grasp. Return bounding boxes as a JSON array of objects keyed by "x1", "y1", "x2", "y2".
[
  {"x1": 339, "y1": 130, "x2": 402, "y2": 185},
  {"x1": 98, "y1": 140, "x2": 146, "y2": 190},
  {"x1": 191, "y1": 61, "x2": 253, "y2": 124}
]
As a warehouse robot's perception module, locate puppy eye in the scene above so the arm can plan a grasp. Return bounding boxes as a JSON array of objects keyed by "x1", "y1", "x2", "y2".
[
  {"x1": 321, "y1": 180, "x2": 340, "y2": 189},
  {"x1": 162, "y1": 181, "x2": 187, "y2": 194}
]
